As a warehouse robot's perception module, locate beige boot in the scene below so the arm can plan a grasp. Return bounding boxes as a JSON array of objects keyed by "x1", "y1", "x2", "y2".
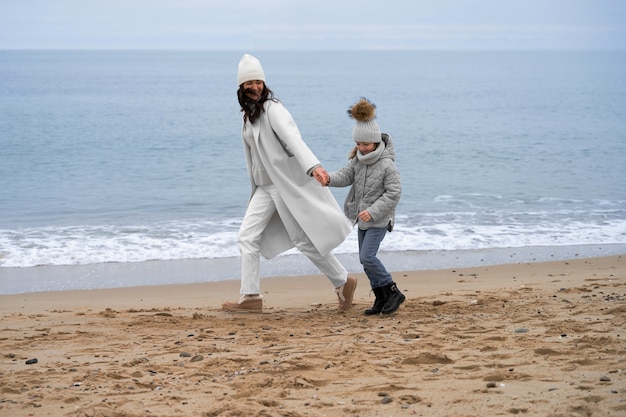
[
  {"x1": 336, "y1": 276, "x2": 357, "y2": 312},
  {"x1": 222, "y1": 295, "x2": 263, "y2": 312}
]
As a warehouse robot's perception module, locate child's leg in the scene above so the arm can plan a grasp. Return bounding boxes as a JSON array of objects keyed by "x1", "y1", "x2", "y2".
[
  {"x1": 358, "y1": 227, "x2": 405, "y2": 315},
  {"x1": 358, "y1": 227, "x2": 392, "y2": 288}
]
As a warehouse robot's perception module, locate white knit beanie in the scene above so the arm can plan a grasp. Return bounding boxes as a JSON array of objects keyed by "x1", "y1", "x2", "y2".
[
  {"x1": 349, "y1": 98, "x2": 381, "y2": 143},
  {"x1": 237, "y1": 54, "x2": 265, "y2": 86}
]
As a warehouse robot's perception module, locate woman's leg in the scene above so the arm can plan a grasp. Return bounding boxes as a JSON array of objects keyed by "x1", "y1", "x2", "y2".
[
  {"x1": 266, "y1": 185, "x2": 348, "y2": 288},
  {"x1": 265, "y1": 185, "x2": 356, "y2": 310},
  {"x1": 237, "y1": 186, "x2": 277, "y2": 295}
]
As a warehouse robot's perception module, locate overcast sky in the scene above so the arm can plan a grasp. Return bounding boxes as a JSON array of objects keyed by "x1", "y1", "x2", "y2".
[{"x1": 1, "y1": 0, "x2": 624, "y2": 50}]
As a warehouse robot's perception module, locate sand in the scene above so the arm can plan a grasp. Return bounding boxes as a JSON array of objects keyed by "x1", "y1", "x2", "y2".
[{"x1": 1, "y1": 255, "x2": 625, "y2": 417}]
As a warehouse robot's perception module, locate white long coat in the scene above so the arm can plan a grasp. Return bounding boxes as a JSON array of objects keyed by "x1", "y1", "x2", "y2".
[{"x1": 242, "y1": 99, "x2": 351, "y2": 259}]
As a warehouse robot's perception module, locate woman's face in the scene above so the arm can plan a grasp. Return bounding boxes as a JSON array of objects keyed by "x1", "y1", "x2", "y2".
[
  {"x1": 242, "y1": 80, "x2": 265, "y2": 101},
  {"x1": 356, "y1": 142, "x2": 377, "y2": 155}
]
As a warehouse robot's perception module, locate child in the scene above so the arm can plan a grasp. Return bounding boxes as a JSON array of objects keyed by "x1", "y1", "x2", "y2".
[{"x1": 325, "y1": 98, "x2": 404, "y2": 315}]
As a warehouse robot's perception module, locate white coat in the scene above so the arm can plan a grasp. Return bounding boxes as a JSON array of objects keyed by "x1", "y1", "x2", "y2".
[{"x1": 242, "y1": 99, "x2": 351, "y2": 259}]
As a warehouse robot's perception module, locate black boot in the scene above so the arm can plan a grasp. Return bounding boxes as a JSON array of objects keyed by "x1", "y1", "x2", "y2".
[
  {"x1": 381, "y1": 282, "x2": 405, "y2": 315},
  {"x1": 364, "y1": 286, "x2": 387, "y2": 315}
]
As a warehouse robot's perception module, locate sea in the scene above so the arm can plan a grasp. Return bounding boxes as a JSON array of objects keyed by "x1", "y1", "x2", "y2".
[{"x1": 1, "y1": 50, "x2": 625, "y2": 294}]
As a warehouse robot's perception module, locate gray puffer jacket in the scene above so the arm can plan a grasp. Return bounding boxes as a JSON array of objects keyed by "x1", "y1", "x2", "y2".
[{"x1": 328, "y1": 133, "x2": 401, "y2": 230}]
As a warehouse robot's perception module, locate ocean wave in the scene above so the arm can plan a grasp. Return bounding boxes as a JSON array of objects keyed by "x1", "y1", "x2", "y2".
[{"x1": 1, "y1": 212, "x2": 625, "y2": 268}]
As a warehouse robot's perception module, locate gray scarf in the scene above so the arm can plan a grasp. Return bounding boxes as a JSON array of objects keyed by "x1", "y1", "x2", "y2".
[{"x1": 356, "y1": 141, "x2": 385, "y2": 165}]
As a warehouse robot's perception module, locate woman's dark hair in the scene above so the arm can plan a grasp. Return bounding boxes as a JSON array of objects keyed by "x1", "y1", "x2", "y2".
[{"x1": 237, "y1": 84, "x2": 274, "y2": 124}]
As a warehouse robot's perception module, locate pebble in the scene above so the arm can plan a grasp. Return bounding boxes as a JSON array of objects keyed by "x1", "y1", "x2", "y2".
[
  {"x1": 190, "y1": 355, "x2": 204, "y2": 362},
  {"x1": 486, "y1": 382, "x2": 497, "y2": 388},
  {"x1": 381, "y1": 396, "x2": 393, "y2": 404},
  {"x1": 25, "y1": 358, "x2": 38, "y2": 365},
  {"x1": 179, "y1": 352, "x2": 192, "y2": 357},
  {"x1": 514, "y1": 328, "x2": 528, "y2": 333},
  {"x1": 600, "y1": 375, "x2": 611, "y2": 382}
]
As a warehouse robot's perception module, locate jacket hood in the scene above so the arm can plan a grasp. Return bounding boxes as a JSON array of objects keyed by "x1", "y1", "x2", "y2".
[{"x1": 381, "y1": 133, "x2": 395, "y2": 161}]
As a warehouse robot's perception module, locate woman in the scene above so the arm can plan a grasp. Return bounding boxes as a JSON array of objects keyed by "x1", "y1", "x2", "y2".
[{"x1": 222, "y1": 54, "x2": 356, "y2": 313}]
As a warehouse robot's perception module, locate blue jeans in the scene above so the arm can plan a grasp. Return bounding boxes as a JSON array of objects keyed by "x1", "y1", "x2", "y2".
[{"x1": 358, "y1": 227, "x2": 393, "y2": 289}]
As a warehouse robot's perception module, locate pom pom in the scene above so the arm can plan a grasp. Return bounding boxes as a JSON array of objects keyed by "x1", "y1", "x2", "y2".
[{"x1": 348, "y1": 98, "x2": 376, "y2": 122}]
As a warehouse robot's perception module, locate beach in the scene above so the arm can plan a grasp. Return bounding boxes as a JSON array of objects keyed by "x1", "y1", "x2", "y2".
[{"x1": 1, "y1": 255, "x2": 624, "y2": 416}]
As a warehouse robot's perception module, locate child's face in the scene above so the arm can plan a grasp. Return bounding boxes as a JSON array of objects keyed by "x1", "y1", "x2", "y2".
[{"x1": 356, "y1": 142, "x2": 377, "y2": 155}]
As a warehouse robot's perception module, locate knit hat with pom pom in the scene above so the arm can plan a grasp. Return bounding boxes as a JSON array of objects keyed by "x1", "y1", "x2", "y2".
[{"x1": 348, "y1": 98, "x2": 381, "y2": 143}]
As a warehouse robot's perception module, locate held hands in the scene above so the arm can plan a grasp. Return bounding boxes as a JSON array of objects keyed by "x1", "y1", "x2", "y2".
[{"x1": 312, "y1": 166, "x2": 329, "y2": 186}]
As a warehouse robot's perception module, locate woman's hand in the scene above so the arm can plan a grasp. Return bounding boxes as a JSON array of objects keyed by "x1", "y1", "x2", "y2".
[{"x1": 312, "y1": 166, "x2": 329, "y2": 186}]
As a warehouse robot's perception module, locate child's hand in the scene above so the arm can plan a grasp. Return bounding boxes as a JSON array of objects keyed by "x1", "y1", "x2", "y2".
[{"x1": 358, "y1": 210, "x2": 372, "y2": 222}]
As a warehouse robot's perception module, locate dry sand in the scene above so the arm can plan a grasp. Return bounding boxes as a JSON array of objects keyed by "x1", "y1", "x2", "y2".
[{"x1": 1, "y1": 255, "x2": 625, "y2": 417}]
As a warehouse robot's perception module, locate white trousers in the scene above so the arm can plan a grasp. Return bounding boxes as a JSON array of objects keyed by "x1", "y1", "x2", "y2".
[{"x1": 238, "y1": 184, "x2": 348, "y2": 295}]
